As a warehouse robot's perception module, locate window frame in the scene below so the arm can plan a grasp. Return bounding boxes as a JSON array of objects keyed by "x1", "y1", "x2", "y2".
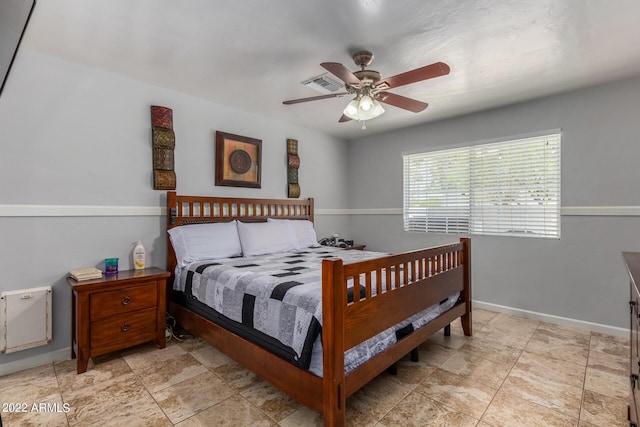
[{"x1": 402, "y1": 131, "x2": 561, "y2": 239}]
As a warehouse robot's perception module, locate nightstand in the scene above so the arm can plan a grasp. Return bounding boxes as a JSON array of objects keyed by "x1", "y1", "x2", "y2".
[{"x1": 67, "y1": 267, "x2": 170, "y2": 373}]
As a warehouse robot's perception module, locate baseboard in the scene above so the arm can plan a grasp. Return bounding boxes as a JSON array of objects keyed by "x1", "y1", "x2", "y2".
[
  {"x1": 473, "y1": 300, "x2": 628, "y2": 338},
  {"x1": 0, "y1": 347, "x2": 71, "y2": 376}
]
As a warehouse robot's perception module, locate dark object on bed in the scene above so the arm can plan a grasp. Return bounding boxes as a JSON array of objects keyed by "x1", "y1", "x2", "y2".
[{"x1": 166, "y1": 191, "x2": 471, "y2": 426}]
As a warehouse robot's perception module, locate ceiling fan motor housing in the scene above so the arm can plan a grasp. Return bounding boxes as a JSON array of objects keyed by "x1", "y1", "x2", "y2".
[
  {"x1": 352, "y1": 50, "x2": 374, "y2": 68},
  {"x1": 350, "y1": 50, "x2": 381, "y2": 90},
  {"x1": 352, "y1": 69, "x2": 382, "y2": 87}
]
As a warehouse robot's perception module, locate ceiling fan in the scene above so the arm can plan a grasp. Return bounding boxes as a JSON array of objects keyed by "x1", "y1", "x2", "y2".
[{"x1": 283, "y1": 50, "x2": 450, "y2": 128}]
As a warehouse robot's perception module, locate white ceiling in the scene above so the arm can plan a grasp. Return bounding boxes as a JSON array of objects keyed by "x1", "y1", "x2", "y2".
[{"x1": 21, "y1": 0, "x2": 640, "y2": 140}]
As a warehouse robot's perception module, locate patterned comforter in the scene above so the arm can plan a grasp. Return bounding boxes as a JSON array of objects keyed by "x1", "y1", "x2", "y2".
[{"x1": 173, "y1": 246, "x2": 459, "y2": 373}]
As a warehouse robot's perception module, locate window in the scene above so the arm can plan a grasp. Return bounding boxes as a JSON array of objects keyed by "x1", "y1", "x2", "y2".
[{"x1": 403, "y1": 132, "x2": 561, "y2": 238}]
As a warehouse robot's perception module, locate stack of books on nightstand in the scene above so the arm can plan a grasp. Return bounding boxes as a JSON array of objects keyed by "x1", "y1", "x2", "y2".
[{"x1": 69, "y1": 267, "x2": 103, "y2": 281}]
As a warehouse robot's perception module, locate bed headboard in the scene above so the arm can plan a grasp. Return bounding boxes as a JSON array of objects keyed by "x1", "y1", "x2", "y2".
[{"x1": 166, "y1": 191, "x2": 314, "y2": 277}]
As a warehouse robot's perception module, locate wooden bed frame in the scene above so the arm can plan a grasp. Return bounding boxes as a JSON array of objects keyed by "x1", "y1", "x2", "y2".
[{"x1": 165, "y1": 191, "x2": 471, "y2": 426}]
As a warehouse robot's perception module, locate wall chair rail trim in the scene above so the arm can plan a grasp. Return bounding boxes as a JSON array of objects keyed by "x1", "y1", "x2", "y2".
[
  {"x1": 0, "y1": 204, "x2": 164, "y2": 217},
  {"x1": 1, "y1": 205, "x2": 639, "y2": 218}
]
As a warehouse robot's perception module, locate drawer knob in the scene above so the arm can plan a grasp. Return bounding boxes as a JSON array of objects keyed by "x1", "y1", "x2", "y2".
[
  {"x1": 121, "y1": 322, "x2": 131, "y2": 332},
  {"x1": 121, "y1": 296, "x2": 131, "y2": 305}
]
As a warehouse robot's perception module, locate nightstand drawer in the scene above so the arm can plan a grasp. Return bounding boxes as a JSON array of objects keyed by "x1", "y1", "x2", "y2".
[
  {"x1": 90, "y1": 307, "x2": 157, "y2": 347},
  {"x1": 90, "y1": 282, "x2": 157, "y2": 320}
]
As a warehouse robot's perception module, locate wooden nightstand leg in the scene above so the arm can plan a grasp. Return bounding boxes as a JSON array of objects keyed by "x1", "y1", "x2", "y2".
[
  {"x1": 77, "y1": 348, "x2": 90, "y2": 374},
  {"x1": 75, "y1": 292, "x2": 90, "y2": 373},
  {"x1": 155, "y1": 279, "x2": 167, "y2": 349},
  {"x1": 70, "y1": 291, "x2": 77, "y2": 359},
  {"x1": 155, "y1": 336, "x2": 166, "y2": 349}
]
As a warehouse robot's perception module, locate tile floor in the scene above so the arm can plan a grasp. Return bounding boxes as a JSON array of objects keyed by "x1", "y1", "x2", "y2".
[{"x1": 0, "y1": 309, "x2": 630, "y2": 426}]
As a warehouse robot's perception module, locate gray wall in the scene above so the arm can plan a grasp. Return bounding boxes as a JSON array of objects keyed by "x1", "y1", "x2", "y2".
[
  {"x1": 0, "y1": 50, "x2": 349, "y2": 371},
  {"x1": 346, "y1": 75, "x2": 640, "y2": 330},
  {"x1": 2, "y1": 33, "x2": 639, "y2": 372}
]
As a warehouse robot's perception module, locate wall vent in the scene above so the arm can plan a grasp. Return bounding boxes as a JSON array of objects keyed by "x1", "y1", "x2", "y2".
[
  {"x1": 301, "y1": 73, "x2": 345, "y2": 94},
  {"x1": 0, "y1": 286, "x2": 52, "y2": 354}
]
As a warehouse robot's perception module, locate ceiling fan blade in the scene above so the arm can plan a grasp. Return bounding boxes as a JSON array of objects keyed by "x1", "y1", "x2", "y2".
[
  {"x1": 378, "y1": 91, "x2": 428, "y2": 112},
  {"x1": 338, "y1": 114, "x2": 352, "y2": 123},
  {"x1": 283, "y1": 92, "x2": 349, "y2": 105},
  {"x1": 377, "y1": 62, "x2": 450, "y2": 89},
  {"x1": 321, "y1": 62, "x2": 361, "y2": 85}
]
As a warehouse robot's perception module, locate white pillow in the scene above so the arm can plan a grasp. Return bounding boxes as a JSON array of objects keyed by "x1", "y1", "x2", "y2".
[
  {"x1": 168, "y1": 221, "x2": 242, "y2": 267},
  {"x1": 267, "y1": 218, "x2": 320, "y2": 248},
  {"x1": 237, "y1": 220, "x2": 299, "y2": 256}
]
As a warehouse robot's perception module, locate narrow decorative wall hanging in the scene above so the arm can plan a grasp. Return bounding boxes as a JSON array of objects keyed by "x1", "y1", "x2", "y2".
[
  {"x1": 150, "y1": 105, "x2": 176, "y2": 190},
  {"x1": 215, "y1": 131, "x2": 262, "y2": 188},
  {"x1": 287, "y1": 138, "x2": 300, "y2": 198}
]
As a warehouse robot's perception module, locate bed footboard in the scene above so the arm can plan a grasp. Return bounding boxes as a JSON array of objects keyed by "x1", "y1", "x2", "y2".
[{"x1": 321, "y1": 238, "x2": 471, "y2": 426}]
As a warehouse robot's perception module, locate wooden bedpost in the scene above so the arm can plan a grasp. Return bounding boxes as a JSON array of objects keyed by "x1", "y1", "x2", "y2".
[
  {"x1": 166, "y1": 191, "x2": 178, "y2": 302},
  {"x1": 308, "y1": 197, "x2": 314, "y2": 224},
  {"x1": 322, "y1": 258, "x2": 347, "y2": 427},
  {"x1": 460, "y1": 237, "x2": 472, "y2": 336}
]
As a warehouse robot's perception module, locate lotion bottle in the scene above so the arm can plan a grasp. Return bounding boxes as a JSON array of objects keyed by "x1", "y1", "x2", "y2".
[{"x1": 133, "y1": 241, "x2": 146, "y2": 270}]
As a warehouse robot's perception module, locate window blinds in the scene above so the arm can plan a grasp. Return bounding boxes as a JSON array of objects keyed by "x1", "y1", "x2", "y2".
[{"x1": 403, "y1": 133, "x2": 561, "y2": 238}]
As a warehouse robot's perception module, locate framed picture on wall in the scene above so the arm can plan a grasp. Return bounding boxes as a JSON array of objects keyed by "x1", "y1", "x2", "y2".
[{"x1": 215, "y1": 131, "x2": 262, "y2": 188}]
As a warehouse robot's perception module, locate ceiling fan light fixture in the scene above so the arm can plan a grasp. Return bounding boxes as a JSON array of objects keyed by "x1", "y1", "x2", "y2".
[
  {"x1": 371, "y1": 100, "x2": 385, "y2": 116},
  {"x1": 343, "y1": 96, "x2": 385, "y2": 122},
  {"x1": 343, "y1": 99, "x2": 360, "y2": 120},
  {"x1": 359, "y1": 95, "x2": 373, "y2": 111},
  {"x1": 358, "y1": 99, "x2": 385, "y2": 120}
]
